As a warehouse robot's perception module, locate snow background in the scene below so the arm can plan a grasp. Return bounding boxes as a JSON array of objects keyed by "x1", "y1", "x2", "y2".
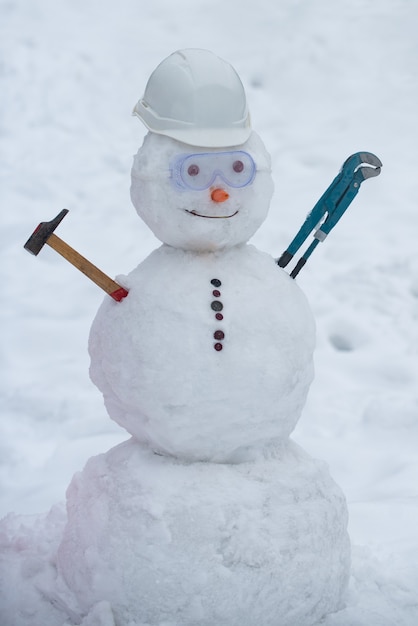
[{"x1": 0, "y1": 0, "x2": 417, "y2": 623}]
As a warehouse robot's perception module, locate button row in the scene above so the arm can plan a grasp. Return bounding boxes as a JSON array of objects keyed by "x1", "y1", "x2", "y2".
[{"x1": 210, "y1": 278, "x2": 225, "y2": 351}]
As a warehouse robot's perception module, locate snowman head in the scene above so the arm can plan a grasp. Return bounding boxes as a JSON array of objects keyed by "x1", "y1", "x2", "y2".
[
  {"x1": 130, "y1": 131, "x2": 273, "y2": 251},
  {"x1": 130, "y1": 48, "x2": 274, "y2": 251}
]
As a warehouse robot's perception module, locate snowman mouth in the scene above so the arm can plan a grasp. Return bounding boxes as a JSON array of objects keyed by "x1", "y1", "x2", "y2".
[{"x1": 185, "y1": 210, "x2": 239, "y2": 219}]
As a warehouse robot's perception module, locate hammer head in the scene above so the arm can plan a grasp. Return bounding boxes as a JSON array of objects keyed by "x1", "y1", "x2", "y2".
[{"x1": 24, "y1": 209, "x2": 69, "y2": 255}]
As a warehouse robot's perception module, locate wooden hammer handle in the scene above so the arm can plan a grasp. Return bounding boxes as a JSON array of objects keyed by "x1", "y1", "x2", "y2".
[{"x1": 47, "y1": 233, "x2": 128, "y2": 302}]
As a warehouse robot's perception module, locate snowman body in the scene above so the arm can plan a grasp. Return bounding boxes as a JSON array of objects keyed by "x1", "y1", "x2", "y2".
[
  {"x1": 88, "y1": 242, "x2": 315, "y2": 462},
  {"x1": 57, "y1": 438, "x2": 349, "y2": 626}
]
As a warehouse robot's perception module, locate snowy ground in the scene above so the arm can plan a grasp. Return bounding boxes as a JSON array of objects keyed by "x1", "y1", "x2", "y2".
[{"x1": 1, "y1": 0, "x2": 417, "y2": 624}]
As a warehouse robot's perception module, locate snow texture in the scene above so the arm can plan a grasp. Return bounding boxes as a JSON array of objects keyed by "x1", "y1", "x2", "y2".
[
  {"x1": 56, "y1": 439, "x2": 349, "y2": 626},
  {"x1": 1, "y1": 1, "x2": 418, "y2": 625}
]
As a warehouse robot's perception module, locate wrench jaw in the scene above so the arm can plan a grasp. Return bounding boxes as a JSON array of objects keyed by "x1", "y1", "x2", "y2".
[
  {"x1": 358, "y1": 152, "x2": 382, "y2": 168},
  {"x1": 338, "y1": 154, "x2": 381, "y2": 187},
  {"x1": 352, "y1": 153, "x2": 382, "y2": 182},
  {"x1": 356, "y1": 163, "x2": 382, "y2": 180}
]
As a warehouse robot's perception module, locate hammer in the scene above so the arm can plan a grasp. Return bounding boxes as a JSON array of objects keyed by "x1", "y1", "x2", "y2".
[{"x1": 24, "y1": 209, "x2": 129, "y2": 302}]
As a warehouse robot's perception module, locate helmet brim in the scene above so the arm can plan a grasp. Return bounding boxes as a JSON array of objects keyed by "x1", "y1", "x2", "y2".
[
  {"x1": 133, "y1": 104, "x2": 251, "y2": 148},
  {"x1": 146, "y1": 125, "x2": 252, "y2": 149}
]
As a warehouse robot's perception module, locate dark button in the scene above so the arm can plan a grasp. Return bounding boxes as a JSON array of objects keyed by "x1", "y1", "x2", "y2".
[
  {"x1": 211, "y1": 300, "x2": 223, "y2": 312},
  {"x1": 214, "y1": 330, "x2": 225, "y2": 340},
  {"x1": 211, "y1": 279, "x2": 222, "y2": 288},
  {"x1": 215, "y1": 313, "x2": 223, "y2": 321},
  {"x1": 214, "y1": 343, "x2": 223, "y2": 351},
  {"x1": 212, "y1": 289, "x2": 221, "y2": 297}
]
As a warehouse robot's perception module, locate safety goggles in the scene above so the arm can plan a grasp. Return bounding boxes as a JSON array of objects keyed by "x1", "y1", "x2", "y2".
[{"x1": 170, "y1": 150, "x2": 257, "y2": 191}]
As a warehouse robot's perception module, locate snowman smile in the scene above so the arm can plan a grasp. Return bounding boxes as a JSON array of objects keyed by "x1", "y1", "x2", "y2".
[{"x1": 185, "y1": 210, "x2": 239, "y2": 219}]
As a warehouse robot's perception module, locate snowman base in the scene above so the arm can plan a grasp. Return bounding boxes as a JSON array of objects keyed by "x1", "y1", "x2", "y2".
[{"x1": 57, "y1": 437, "x2": 350, "y2": 626}]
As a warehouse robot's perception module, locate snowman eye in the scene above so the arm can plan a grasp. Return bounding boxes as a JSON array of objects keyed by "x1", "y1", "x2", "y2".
[
  {"x1": 187, "y1": 164, "x2": 200, "y2": 177},
  {"x1": 233, "y1": 160, "x2": 244, "y2": 173}
]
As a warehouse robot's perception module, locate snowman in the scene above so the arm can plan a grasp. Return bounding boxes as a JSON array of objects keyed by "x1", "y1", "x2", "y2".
[{"x1": 56, "y1": 49, "x2": 350, "y2": 626}]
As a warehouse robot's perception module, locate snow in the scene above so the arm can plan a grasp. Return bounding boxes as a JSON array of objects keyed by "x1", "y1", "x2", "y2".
[
  {"x1": 1, "y1": 0, "x2": 417, "y2": 624},
  {"x1": 55, "y1": 439, "x2": 349, "y2": 626},
  {"x1": 88, "y1": 243, "x2": 315, "y2": 462}
]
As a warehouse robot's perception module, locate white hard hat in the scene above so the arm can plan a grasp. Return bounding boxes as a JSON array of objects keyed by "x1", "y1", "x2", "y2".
[{"x1": 132, "y1": 49, "x2": 251, "y2": 148}]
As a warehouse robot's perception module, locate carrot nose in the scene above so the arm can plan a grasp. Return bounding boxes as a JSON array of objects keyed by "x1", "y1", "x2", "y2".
[{"x1": 211, "y1": 188, "x2": 229, "y2": 203}]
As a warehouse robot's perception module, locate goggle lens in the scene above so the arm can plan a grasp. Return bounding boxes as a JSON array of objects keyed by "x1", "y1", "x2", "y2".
[{"x1": 170, "y1": 151, "x2": 256, "y2": 191}]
